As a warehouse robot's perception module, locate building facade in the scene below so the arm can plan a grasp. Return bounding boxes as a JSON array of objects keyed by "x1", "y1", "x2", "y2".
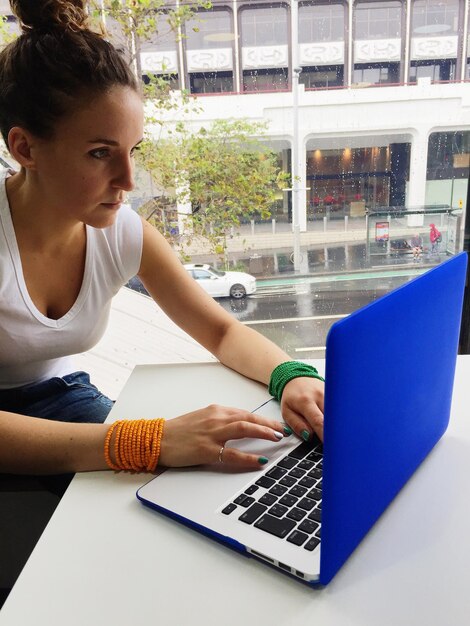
[{"x1": 140, "y1": 0, "x2": 470, "y2": 230}]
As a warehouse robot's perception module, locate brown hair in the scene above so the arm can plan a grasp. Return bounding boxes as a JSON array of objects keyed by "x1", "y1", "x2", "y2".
[{"x1": 0, "y1": 0, "x2": 139, "y2": 148}]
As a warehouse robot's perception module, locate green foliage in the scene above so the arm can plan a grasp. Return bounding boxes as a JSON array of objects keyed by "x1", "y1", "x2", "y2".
[{"x1": 137, "y1": 118, "x2": 289, "y2": 264}]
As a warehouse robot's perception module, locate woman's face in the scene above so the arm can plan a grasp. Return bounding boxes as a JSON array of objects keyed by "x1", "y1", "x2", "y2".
[{"x1": 30, "y1": 85, "x2": 144, "y2": 228}]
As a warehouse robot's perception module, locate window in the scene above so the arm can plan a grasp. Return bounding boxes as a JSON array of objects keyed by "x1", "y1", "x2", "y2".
[
  {"x1": 298, "y1": 2, "x2": 344, "y2": 43},
  {"x1": 185, "y1": 10, "x2": 234, "y2": 50},
  {"x1": 185, "y1": 9, "x2": 234, "y2": 95},
  {"x1": 355, "y1": 1, "x2": 402, "y2": 40},
  {"x1": 300, "y1": 66, "x2": 344, "y2": 89},
  {"x1": 190, "y1": 71, "x2": 234, "y2": 94},
  {"x1": 243, "y1": 68, "x2": 288, "y2": 92},
  {"x1": 354, "y1": 63, "x2": 400, "y2": 84},
  {"x1": 409, "y1": 59, "x2": 456, "y2": 82},
  {"x1": 411, "y1": 0, "x2": 460, "y2": 36},
  {"x1": 240, "y1": 5, "x2": 288, "y2": 47}
]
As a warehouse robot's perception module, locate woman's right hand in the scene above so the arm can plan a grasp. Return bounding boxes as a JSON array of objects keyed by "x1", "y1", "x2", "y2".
[{"x1": 158, "y1": 404, "x2": 288, "y2": 469}]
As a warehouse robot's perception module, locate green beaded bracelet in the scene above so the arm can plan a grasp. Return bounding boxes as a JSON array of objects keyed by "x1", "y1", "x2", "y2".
[{"x1": 268, "y1": 361, "x2": 325, "y2": 402}]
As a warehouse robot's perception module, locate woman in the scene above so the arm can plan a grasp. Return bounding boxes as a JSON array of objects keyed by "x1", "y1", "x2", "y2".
[{"x1": 0, "y1": 0, "x2": 324, "y2": 476}]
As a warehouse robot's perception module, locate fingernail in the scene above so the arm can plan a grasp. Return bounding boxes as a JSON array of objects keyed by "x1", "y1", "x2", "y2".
[
  {"x1": 283, "y1": 425, "x2": 293, "y2": 436},
  {"x1": 258, "y1": 456, "x2": 269, "y2": 465},
  {"x1": 301, "y1": 430, "x2": 310, "y2": 442},
  {"x1": 274, "y1": 430, "x2": 283, "y2": 440}
]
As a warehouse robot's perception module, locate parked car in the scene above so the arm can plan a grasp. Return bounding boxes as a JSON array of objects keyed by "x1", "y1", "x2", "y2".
[{"x1": 184, "y1": 264, "x2": 256, "y2": 299}]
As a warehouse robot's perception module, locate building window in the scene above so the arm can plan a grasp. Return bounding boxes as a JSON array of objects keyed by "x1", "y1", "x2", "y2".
[
  {"x1": 240, "y1": 5, "x2": 288, "y2": 47},
  {"x1": 425, "y1": 131, "x2": 470, "y2": 211},
  {"x1": 243, "y1": 68, "x2": 288, "y2": 93},
  {"x1": 185, "y1": 9, "x2": 234, "y2": 95},
  {"x1": 298, "y1": 2, "x2": 344, "y2": 43},
  {"x1": 298, "y1": 3, "x2": 345, "y2": 89},
  {"x1": 300, "y1": 66, "x2": 344, "y2": 89},
  {"x1": 189, "y1": 71, "x2": 234, "y2": 94},
  {"x1": 139, "y1": 12, "x2": 179, "y2": 87},
  {"x1": 354, "y1": 1, "x2": 402, "y2": 40},
  {"x1": 409, "y1": 59, "x2": 456, "y2": 82},
  {"x1": 411, "y1": 0, "x2": 460, "y2": 36},
  {"x1": 354, "y1": 63, "x2": 400, "y2": 85},
  {"x1": 185, "y1": 10, "x2": 234, "y2": 50},
  {"x1": 427, "y1": 132, "x2": 470, "y2": 180}
]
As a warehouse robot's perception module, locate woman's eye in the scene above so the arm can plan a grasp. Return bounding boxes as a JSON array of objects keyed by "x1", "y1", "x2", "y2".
[
  {"x1": 89, "y1": 148, "x2": 109, "y2": 159},
  {"x1": 130, "y1": 145, "x2": 141, "y2": 157}
]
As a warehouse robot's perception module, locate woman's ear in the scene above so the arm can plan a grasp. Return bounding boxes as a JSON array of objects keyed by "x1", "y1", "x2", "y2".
[{"x1": 7, "y1": 127, "x2": 37, "y2": 170}]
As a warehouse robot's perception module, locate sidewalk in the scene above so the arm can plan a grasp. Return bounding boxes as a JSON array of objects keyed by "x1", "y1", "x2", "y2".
[{"x1": 187, "y1": 217, "x2": 446, "y2": 279}]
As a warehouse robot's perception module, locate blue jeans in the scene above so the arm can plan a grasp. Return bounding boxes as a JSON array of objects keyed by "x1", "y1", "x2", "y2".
[{"x1": 0, "y1": 371, "x2": 113, "y2": 424}]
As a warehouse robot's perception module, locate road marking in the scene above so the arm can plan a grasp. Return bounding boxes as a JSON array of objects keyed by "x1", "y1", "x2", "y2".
[
  {"x1": 257, "y1": 267, "x2": 425, "y2": 288},
  {"x1": 244, "y1": 314, "x2": 347, "y2": 325}
]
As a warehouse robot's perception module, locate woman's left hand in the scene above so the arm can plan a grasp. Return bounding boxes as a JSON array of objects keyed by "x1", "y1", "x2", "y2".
[{"x1": 280, "y1": 377, "x2": 325, "y2": 442}]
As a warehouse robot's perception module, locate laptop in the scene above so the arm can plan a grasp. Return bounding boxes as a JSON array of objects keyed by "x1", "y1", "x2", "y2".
[{"x1": 137, "y1": 252, "x2": 467, "y2": 585}]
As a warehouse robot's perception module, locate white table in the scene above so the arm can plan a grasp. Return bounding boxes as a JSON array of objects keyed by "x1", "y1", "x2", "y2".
[{"x1": 1, "y1": 357, "x2": 470, "y2": 626}]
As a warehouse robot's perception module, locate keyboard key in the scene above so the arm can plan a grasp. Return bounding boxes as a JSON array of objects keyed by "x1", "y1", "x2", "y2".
[
  {"x1": 255, "y1": 476, "x2": 275, "y2": 489},
  {"x1": 298, "y1": 476, "x2": 315, "y2": 489},
  {"x1": 279, "y1": 475, "x2": 296, "y2": 488},
  {"x1": 222, "y1": 503, "x2": 237, "y2": 515},
  {"x1": 308, "y1": 467, "x2": 322, "y2": 479},
  {"x1": 245, "y1": 484, "x2": 259, "y2": 495},
  {"x1": 269, "y1": 484, "x2": 288, "y2": 496},
  {"x1": 234, "y1": 494, "x2": 251, "y2": 506},
  {"x1": 307, "y1": 451, "x2": 322, "y2": 462},
  {"x1": 254, "y1": 514, "x2": 296, "y2": 538},
  {"x1": 287, "y1": 530, "x2": 308, "y2": 546},
  {"x1": 287, "y1": 507, "x2": 307, "y2": 521},
  {"x1": 289, "y1": 485, "x2": 307, "y2": 498},
  {"x1": 298, "y1": 497, "x2": 316, "y2": 511},
  {"x1": 259, "y1": 493, "x2": 277, "y2": 506},
  {"x1": 304, "y1": 537, "x2": 320, "y2": 552},
  {"x1": 306, "y1": 488, "x2": 322, "y2": 501},
  {"x1": 266, "y1": 467, "x2": 287, "y2": 480},
  {"x1": 278, "y1": 494, "x2": 298, "y2": 508},
  {"x1": 239, "y1": 503, "x2": 267, "y2": 524},
  {"x1": 288, "y1": 467, "x2": 306, "y2": 479},
  {"x1": 298, "y1": 519, "x2": 319, "y2": 534},
  {"x1": 308, "y1": 509, "x2": 322, "y2": 522},
  {"x1": 315, "y1": 527, "x2": 321, "y2": 538},
  {"x1": 288, "y1": 442, "x2": 312, "y2": 460},
  {"x1": 298, "y1": 460, "x2": 314, "y2": 470},
  {"x1": 277, "y1": 457, "x2": 297, "y2": 470},
  {"x1": 269, "y1": 504, "x2": 289, "y2": 518}
]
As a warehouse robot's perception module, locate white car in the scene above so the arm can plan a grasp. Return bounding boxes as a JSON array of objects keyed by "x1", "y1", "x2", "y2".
[{"x1": 184, "y1": 263, "x2": 256, "y2": 299}]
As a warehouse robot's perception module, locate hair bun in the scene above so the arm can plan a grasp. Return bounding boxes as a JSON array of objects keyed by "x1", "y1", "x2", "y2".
[{"x1": 10, "y1": 0, "x2": 88, "y2": 33}]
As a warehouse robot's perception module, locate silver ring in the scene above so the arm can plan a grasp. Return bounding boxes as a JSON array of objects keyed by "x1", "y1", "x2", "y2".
[{"x1": 218, "y1": 446, "x2": 225, "y2": 463}]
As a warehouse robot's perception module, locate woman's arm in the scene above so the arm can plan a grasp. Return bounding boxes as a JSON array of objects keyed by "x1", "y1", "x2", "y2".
[
  {"x1": 0, "y1": 407, "x2": 287, "y2": 474},
  {"x1": 0, "y1": 410, "x2": 109, "y2": 474},
  {"x1": 137, "y1": 220, "x2": 324, "y2": 439}
]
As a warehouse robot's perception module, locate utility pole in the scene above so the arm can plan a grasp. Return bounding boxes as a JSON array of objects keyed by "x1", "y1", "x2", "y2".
[{"x1": 291, "y1": 0, "x2": 301, "y2": 271}]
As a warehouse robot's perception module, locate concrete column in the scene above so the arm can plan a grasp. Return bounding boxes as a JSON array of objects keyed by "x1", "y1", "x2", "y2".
[{"x1": 407, "y1": 130, "x2": 428, "y2": 226}]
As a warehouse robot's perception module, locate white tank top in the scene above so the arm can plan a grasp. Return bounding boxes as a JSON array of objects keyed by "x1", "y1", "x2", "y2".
[{"x1": 0, "y1": 170, "x2": 143, "y2": 389}]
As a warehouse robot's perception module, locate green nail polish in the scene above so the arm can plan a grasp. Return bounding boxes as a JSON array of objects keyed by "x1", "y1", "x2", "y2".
[
  {"x1": 258, "y1": 456, "x2": 269, "y2": 465},
  {"x1": 301, "y1": 430, "x2": 310, "y2": 442},
  {"x1": 283, "y1": 425, "x2": 293, "y2": 436}
]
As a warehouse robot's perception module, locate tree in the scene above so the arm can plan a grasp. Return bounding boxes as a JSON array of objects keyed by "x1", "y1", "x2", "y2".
[{"x1": 137, "y1": 118, "x2": 289, "y2": 266}]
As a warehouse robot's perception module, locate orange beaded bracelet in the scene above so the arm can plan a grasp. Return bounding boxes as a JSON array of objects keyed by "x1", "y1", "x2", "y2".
[{"x1": 104, "y1": 418, "x2": 165, "y2": 472}]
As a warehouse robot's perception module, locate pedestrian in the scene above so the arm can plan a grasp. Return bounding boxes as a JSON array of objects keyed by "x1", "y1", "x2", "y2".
[
  {"x1": 429, "y1": 223, "x2": 442, "y2": 255},
  {"x1": 0, "y1": 0, "x2": 324, "y2": 477},
  {"x1": 410, "y1": 233, "x2": 423, "y2": 261}
]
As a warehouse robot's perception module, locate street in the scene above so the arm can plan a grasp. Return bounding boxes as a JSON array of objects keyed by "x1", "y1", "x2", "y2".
[{"x1": 217, "y1": 268, "x2": 425, "y2": 357}]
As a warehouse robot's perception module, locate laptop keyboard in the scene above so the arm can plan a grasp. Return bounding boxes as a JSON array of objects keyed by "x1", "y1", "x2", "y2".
[{"x1": 221, "y1": 438, "x2": 322, "y2": 552}]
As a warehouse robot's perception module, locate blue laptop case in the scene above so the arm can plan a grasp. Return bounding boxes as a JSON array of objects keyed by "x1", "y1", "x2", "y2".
[{"x1": 319, "y1": 251, "x2": 467, "y2": 584}]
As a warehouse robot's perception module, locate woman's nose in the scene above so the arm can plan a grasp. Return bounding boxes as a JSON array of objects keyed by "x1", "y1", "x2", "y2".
[{"x1": 112, "y1": 156, "x2": 135, "y2": 191}]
